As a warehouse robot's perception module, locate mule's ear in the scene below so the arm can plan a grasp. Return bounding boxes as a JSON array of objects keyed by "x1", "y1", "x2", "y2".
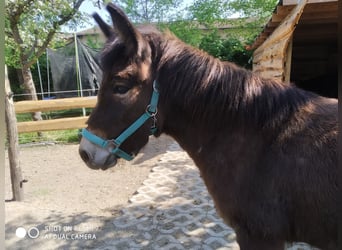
[
  {"x1": 106, "y1": 3, "x2": 140, "y2": 55},
  {"x1": 92, "y1": 13, "x2": 113, "y2": 38}
]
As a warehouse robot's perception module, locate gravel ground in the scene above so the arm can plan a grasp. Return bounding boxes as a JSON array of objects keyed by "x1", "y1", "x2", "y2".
[{"x1": 5, "y1": 135, "x2": 174, "y2": 249}]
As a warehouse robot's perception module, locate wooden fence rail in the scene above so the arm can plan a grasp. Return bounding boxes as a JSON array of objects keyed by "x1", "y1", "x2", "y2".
[{"x1": 14, "y1": 97, "x2": 97, "y2": 133}]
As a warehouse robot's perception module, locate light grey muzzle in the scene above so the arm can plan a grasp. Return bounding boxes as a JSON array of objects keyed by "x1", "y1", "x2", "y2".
[{"x1": 79, "y1": 137, "x2": 117, "y2": 170}]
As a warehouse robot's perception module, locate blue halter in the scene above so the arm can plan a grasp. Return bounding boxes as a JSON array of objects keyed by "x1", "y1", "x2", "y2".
[{"x1": 81, "y1": 81, "x2": 159, "y2": 161}]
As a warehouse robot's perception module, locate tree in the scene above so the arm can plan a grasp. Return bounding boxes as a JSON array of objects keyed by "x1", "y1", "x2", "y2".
[
  {"x1": 189, "y1": 0, "x2": 231, "y2": 26},
  {"x1": 107, "y1": 0, "x2": 200, "y2": 45},
  {"x1": 229, "y1": 0, "x2": 278, "y2": 20},
  {"x1": 116, "y1": 0, "x2": 183, "y2": 23},
  {"x1": 189, "y1": 0, "x2": 278, "y2": 38},
  {"x1": 5, "y1": 0, "x2": 86, "y2": 121},
  {"x1": 228, "y1": 0, "x2": 278, "y2": 37},
  {"x1": 188, "y1": 0, "x2": 278, "y2": 66}
]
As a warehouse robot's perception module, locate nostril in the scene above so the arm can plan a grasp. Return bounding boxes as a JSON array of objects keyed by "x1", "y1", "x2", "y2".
[{"x1": 79, "y1": 149, "x2": 91, "y2": 163}]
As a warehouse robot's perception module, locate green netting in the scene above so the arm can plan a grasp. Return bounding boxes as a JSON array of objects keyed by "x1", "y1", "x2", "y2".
[{"x1": 47, "y1": 38, "x2": 102, "y2": 98}]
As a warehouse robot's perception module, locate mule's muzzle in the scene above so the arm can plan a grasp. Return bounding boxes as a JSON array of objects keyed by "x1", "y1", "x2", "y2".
[{"x1": 79, "y1": 137, "x2": 117, "y2": 170}]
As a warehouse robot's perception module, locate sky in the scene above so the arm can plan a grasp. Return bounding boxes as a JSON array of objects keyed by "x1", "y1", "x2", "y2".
[{"x1": 63, "y1": 1, "x2": 109, "y2": 32}]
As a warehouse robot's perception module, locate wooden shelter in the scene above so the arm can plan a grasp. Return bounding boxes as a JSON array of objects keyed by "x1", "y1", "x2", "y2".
[{"x1": 250, "y1": 0, "x2": 338, "y2": 98}]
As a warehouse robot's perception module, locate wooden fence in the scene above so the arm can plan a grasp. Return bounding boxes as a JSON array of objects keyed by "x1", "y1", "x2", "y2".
[{"x1": 14, "y1": 97, "x2": 97, "y2": 133}]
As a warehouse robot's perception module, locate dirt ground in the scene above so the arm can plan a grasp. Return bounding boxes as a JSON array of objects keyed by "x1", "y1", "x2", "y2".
[{"x1": 5, "y1": 135, "x2": 175, "y2": 249}]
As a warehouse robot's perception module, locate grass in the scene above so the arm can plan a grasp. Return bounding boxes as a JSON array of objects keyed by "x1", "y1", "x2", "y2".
[
  {"x1": 18, "y1": 129, "x2": 81, "y2": 144},
  {"x1": 14, "y1": 109, "x2": 91, "y2": 145}
]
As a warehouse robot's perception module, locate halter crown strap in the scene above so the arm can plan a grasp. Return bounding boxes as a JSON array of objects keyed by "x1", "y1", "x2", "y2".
[{"x1": 82, "y1": 81, "x2": 159, "y2": 161}]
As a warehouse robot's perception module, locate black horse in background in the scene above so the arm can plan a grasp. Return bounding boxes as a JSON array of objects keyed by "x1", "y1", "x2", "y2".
[{"x1": 79, "y1": 3, "x2": 338, "y2": 250}]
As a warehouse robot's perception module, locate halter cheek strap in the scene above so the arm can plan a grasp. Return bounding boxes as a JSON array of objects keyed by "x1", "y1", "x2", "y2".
[{"x1": 81, "y1": 81, "x2": 159, "y2": 161}]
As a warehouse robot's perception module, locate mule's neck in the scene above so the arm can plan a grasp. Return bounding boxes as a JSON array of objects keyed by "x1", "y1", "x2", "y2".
[
  {"x1": 155, "y1": 37, "x2": 252, "y2": 152},
  {"x1": 153, "y1": 35, "x2": 312, "y2": 157}
]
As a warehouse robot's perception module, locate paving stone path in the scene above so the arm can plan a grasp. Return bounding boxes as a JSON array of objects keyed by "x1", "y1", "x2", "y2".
[{"x1": 97, "y1": 142, "x2": 318, "y2": 250}]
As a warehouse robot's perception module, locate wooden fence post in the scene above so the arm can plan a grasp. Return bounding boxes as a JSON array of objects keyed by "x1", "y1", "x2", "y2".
[{"x1": 5, "y1": 65, "x2": 24, "y2": 201}]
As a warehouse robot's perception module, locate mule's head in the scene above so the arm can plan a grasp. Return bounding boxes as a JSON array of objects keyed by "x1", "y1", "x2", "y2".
[{"x1": 79, "y1": 3, "x2": 159, "y2": 170}]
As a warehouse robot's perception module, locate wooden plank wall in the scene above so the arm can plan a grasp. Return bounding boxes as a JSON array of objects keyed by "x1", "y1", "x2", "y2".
[
  {"x1": 252, "y1": 0, "x2": 308, "y2": 81},
  {"x1": 14, "y1": 97, "x2": 97, "y2": 133}
]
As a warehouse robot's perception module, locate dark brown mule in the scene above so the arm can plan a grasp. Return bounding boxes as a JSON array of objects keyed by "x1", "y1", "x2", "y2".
[{"x1": 79, "y1": 3, "x2": 338, "y2": 250}]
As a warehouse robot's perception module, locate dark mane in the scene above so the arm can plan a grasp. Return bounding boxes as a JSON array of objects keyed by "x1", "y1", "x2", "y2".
[{"x1": 155, "y1": 33, "x2": 316, "y2": 130}]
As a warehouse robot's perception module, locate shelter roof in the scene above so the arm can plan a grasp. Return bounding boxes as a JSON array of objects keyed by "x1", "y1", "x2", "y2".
[{"x1": 248, "y1": 0, "x2": 338, "y2": 50}]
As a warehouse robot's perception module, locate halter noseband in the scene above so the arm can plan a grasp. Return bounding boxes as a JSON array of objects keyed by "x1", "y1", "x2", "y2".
[{"x1": 81, "y1": 81, "x2": 159, "y2": 161}]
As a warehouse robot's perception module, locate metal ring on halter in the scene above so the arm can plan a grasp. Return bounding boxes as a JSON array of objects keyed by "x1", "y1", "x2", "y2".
[
  {"x1": 109, "y1": 139, "x2": 120, "y2": 148},
  {"x1": 146, "y1": 105, "x2": 158, "y2": 117}
]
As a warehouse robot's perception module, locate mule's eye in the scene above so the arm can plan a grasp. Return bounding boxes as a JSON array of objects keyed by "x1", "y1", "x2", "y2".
[{"x1": 113, "y1": 85, "x2": 130, "y2": 94}]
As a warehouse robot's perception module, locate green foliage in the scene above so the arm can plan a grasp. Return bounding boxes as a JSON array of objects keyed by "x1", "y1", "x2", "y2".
[
  {"x1": 5, "y1": 28, "x2": 19, "y2": 67},
  {"x1": 199, "y1": 31, "x2": 223, "y2": 58},
  {"x1": 85, "y1": 36, "x2": 104, "y2": 49},
  {"x1": 178, "y1": 0, "x2": 279, "y2": 68},
  {"x1": 117, "y1": 0, "x2": 183, "y2": 23},
  {"x1": 5, "y1": 0, "x2": 87, "y2": 68},
  {"x1": 5, "y1": 0, "x2": 90, "y2": 105},
  {"x1": 199, "y1": 30, "x2": 253, "y2": 68},
  {"x1": 30, "y1": 52, "x2": 51, "y2": 98},
  {"x1": 8, "y1": 51, "x2": 53, "y2": 101},
  {"x1": 189, "y1": 0, "x2": 231, "y2": 26},
  {"x1": 227, "y1": 0, "x2": 278, "y2": 38},
  {"x1": 159, "y1": 21, "x2": 203, "y2": 46},
  {"x1": 7, "y1": 67, "x2": 25, "y2": 100},
  {"x1": 228, "y1": 0, "x2": 278, "y2": 19},
  {"x1": 157, "y1": 0, "x2": 278, "y2": 67}
]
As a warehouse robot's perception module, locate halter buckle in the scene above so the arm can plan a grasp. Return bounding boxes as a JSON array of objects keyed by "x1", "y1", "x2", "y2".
[
  {"x1": 108, "y1": 139, "x2": 120, "y2": 149},
  {"x1": 146, "y1": 105, "x2": 158, "y2": 117}
]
